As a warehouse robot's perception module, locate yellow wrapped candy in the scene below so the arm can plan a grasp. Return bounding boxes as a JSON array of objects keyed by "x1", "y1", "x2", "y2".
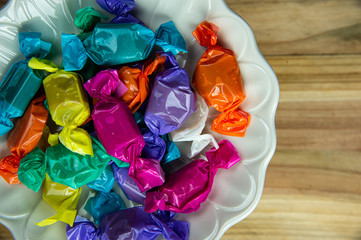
[
  {"x1": 29, "y1": 58, "x2": 93, "y2": 156},
  {"x1": 37, "y1": 174, "x2": 82, "y2": 227}
]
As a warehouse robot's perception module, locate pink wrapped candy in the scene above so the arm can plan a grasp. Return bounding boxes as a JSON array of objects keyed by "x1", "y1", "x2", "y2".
[{"x1": 145, "y1": 140, "x2": 241, "y2": 213}]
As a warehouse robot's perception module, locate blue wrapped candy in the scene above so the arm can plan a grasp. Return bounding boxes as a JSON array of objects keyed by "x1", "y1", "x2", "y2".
[
  {"x1": 84, "y1": 191, "x2": 126, "y2": 225},
  {"x1": 87, "y1": 165, "x2": 115, "y2": 193},
  {"x1": 0, "y1": 32, "x2": 51, "y2": 135},
  {"x1": 161, "y1": 134, "x2": 181, "y2": 165},
  {"x1": 83, "y1": 21, "x2": 187, "y2": 66},
  {"x1": 96, "y1": 0, "x2": 142, "y2": 24},
  {"x1": 61, "y1": 34, "x2": 88, "y2": 72}
]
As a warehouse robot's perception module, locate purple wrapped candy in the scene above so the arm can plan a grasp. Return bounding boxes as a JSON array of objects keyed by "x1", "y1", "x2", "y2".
[
  {"x1": 66, "y1": 216, "x2": 97, "y2": 240},
  {"x1": 96, "y1": 0, "x2": 142, "y2": 24},
  {"x1": 97, "y1": 207, "x2": 189, "y2": 240},
  {"x1": 112, "y1": 165, "x2": 145, "y2": 204},
  {"x1": 144, "y1": 52, "x2": 197, "y2": 135},
  {"x1": 141, "y1": 128, "x2": 166, "y2": 161}
]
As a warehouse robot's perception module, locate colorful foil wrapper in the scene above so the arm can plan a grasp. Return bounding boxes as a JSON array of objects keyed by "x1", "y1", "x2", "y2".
[
  {"x1": 170, "y1": 93, "x2": 218, "y2": 158},
  {"x1": 75, "y1": 6, "x2": 107, "y2": 32},
  {"x1": 96, "y1": 0, "x2": 142, "y2": 24},
  {"x1": 144, "y1": 52, "x2": 197, "y2": 135},
  {"x1": 46, "y1": 137, "x2": 126, "y2": 189},
  {"x1": 37, "y1": 174, "x2": 82, "y2": 227},
  {"x1": 87, "y1": 165, "x2": 115, "y2": 193},
  {"x1": 83, "y1": 21, "x2": 187, "y2": 66},
  {"x1": 112, "y1": 165, "x2": 145, "y2": 204},
  {"x1": 62, "y1": 34, "x2": 88, "y2": 72},
  {"x1": 145, "y1": 140, "x2": 241, "y2": 213},
  {"x1": 118, "y1": 55, "x2": 166, "y2": 113},
  {"x1": 29, "y1": 58, "x2": 93, "y2": 156},
  {"x1": 67, "y1": 208, "x2": 189, "y2": 240},
  {"x1": 97, "y1": 207, "x2": 189, "y2": 240},
  {"x1": 192, "y1": 21, "x2": 251, "y2": 137},
  {"x1": 86, "y1": 76, "x2": 165, "y2": 192},
  {"x1": 0, "y1": 97, "x2": 48, "y2": 185},
  {"x1": 0, "y1": 32, "x2": 50, "y2": 136},
  {"x1": 84, "y1": 191, "x2": 126, "y2": 224}
]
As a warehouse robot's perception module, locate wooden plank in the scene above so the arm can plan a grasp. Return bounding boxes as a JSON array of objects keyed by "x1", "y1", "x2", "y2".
[
  {"x1": 223, "y1": 149, "x2": 361, "y2": 240},
  {"x1": 268, "y1": 55, "x2": 361, "y2": 151},
  {"x1": 224, "y1": 0, "x2": 361, "y2": 55}
]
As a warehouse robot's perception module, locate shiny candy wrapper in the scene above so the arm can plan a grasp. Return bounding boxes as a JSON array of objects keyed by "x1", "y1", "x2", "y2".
[
  {"x1": 66, "y1": 208, "x2": 189, "y2": 240},
  {"x1": 170, "y1": 93, "x2": 218, "y2": 158},
  {"x1": 66, "y1": 216, "x2": 98, "y2": 240},
  {"x1": 144, "y1": 52, "x2": 197, "y2": 135},
  {"x1": 0, "y1": 32, "x2": 51, "y2": 135},
  {"x1": 145, "y1": 140, "x2": 241, "y2": 213},
  {"x1": 46, "y1": 137, "x2": 127, "y2": 189},
  {"x1": 97, "y1": 207, "x2": 189, "y2": 240},
  {"x1": 29, "y1": 58, "x2": 93, "y2": 156},
  {"x1": 112, "y1": 165, "x2": 145, "y2": 204},
  {"x1": 86, "y1": 76, "x2": 165, "y2": 192},
  {"x1": 83, "y1": 69, "x2": 128, "y2": 100},
  {"x1": 83, "y1": 21, "x2": 187, "y2": 66},
  {"x1": 37, "y1": 174, "x2": 82, "y2": 227},
  {"x1": 141, "y1": 128, "x2": 166, "y2": 162},
  {"x1": 62, "y1": 34, "x2": 88, "y2": 72},
  {"x1": 160, "y1": 134, "x2": 181, "y2": 165},
  {"x1": 96, "y1": 0, "x2": 142, "y2": 24},
  {"x1": 87, "y1": 165, "x2": 115, "y2": 193},
  {"x1": 0, "y1": 97, "x2": 48, "y2": 185},
  {"x1": 84, "y1": 191, "x2": 126, "y2": 224},
  {"x1": 75, "y1": 6, "x2": 107, "y2": 32},
  {"x1": 192, "y1": 21, "x2": 251, "y2": 137},
  {"x1": 118, "y1": 55, "x2": 166, "y2": 113}
]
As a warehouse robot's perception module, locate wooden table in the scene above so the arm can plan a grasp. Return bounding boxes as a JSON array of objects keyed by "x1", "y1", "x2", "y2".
[{"x1": 1, "y1": 0, "x2": 361, "y2": 239}]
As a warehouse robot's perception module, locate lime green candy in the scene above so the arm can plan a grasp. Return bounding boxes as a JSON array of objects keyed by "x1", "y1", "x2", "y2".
[
  {"x1": 75, "y1": 6, "x2": 108, "y2": 32},
  {"x1": 18, "y1": 148, "x2": 46, "y2": 192},
  {"x1": 46, "y1": 137, "x2": 129, "y2": 189}
]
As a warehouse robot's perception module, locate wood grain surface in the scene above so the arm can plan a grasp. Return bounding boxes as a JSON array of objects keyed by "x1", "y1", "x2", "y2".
[{"x1": 1, "y1": 0, "x2": 361, "y2": 239}]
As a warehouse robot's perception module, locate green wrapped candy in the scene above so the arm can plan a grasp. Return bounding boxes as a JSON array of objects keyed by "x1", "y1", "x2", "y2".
[
  {"x1": 46, "y1": 137, "x2": 129, "y2": 189},
  {"x1": 18, "y1": 148, "x2": 46, "y2": 192},
  {"x1": 75, "y1": 6, "x2": 107, "y2": 32}
]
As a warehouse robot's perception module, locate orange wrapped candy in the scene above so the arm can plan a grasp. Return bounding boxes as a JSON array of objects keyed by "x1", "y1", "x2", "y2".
[
  {"x1": 192, "y1": 21, "x2": 251, "y2": 137},
  {"x1": 119, "y1": 56, "x2": 166, "y2": 114},
  {"x1": 0, "y1": 96, "x2": 48, "y2": 184}
]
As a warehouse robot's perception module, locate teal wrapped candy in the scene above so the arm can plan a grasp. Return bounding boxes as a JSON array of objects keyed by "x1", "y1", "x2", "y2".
[
  {"x1": 84, "y1": 191, "x2": 126, "y2": 225},
  {"x1": 161, "y1": 134, "x2": 181, "y2": 165},
  {"x1": 18, "y1": 148, "x2": 46, "y2": 192},
  {"x1": 0, "y1": 32, "x2": 51, "y2": 135},
  {"x1": 61, "y1": 34, "x2": 88, "y2": 71},
  {"x1": 83, "y1": 21, "x2": 187, "y2": 66},
  {"x1": 46, "y1": 137, "x2": 128, "y2": 189},
  {"x1": 87, "y1": 165, "x2": 114, "y2": 193}
]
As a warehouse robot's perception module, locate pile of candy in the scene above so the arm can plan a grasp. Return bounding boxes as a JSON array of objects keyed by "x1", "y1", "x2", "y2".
[{"x1": 0, "y1": 0, "x2": 251, "y2": 239}]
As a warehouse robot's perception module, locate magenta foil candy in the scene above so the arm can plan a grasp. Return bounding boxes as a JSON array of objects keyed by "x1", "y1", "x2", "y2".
[
  {"x1": 85, "y1": 70, "x2": 165, "y2": 192},
  {"x1": 145, "y1": 140, "x2": 241, "y2": 213}
]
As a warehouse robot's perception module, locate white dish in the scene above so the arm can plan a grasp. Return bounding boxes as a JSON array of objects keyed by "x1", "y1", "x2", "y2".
[{"x1": 0, "y1": 0, "x2": 279, "y2": 239}]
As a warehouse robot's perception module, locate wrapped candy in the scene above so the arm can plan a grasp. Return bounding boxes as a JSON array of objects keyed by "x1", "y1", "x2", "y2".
[
  {"x1": 0, "y1": 32, "x2": 50, "y2": 135},
  {"x1": 145, "y1": 140, "x2": 241, "y2": 213},
  {"x1": 83, "y1": 21, "x2": 187, "y2": 66},
  {"x1": 66, "y1": 216, "x2": 98, "y2": 240},
  {"x1": 84, "y1": 191, "x2": 126, "y2": 224},
  {"x1": 45, "y1": 137, "x2": 127, "y2": 189},
  {"x1": 87, "y1": 165, "x2": 115, "y2": 193},
  {"x1": 28, "y1": 58, "x2": 93, "y2": 156},
  {"x1": 141, "y1": 128, "x2": 166, "y2": 162},
  {"x1": 112, "y1": 165, "x2": 145, "y2": 204},
  {"x1": 144, "y1": 52, "x2": 197, "y2": 135},
  {"x1": 97, "y1": 207, "x2": 189, "y2": 240},
  {"x1": 160, "y1": 134, "x2": 181, "y2": 165},
  {"x1": 0, "y1": 97, "x2": 48, "y2": 184},
  {"x1": 170, "y1": 93, "x2": 218, "y2": 158},
  {"x1": 192, "y1": 21, "x2": 251, "y2": 136},
  {"x1": 85, "y1": 70, "x2": 165, "y2": 192},
  {"x1": 62, "y1": 7, "x2": 107, "y2": 71},
  {"x1": 118, "y1": 55, "x2": 166, "y2": 113},
  {"x1": 37, "y1": 174, "x2": 82, "y2": 227},
  {"x1": 67, "y1": 208, "x2": 189, "y2": 240},
  {"x1": 96, "y1": 0, "x2": 142, "y2": 24}
]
